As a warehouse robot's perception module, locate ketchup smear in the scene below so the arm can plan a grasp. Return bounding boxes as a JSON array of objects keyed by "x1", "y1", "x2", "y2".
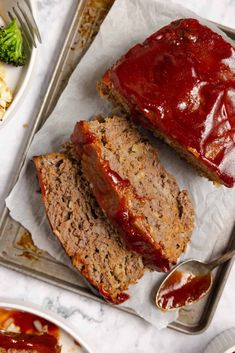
[
  {"x1": 157, "y1": 270, "x2": 212, "y2": 310},
  {"x1": 110, "y1": 18, "x2": 235, "y2": 187}
]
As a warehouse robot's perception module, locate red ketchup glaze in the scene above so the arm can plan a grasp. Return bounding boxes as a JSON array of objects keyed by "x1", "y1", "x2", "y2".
[
  {"x1": 157, "y1": 270, "x2": 212, "y2": 310},
  {"x1": 0, "y1": 332, "x2": 58, "y2": 353},
  {"x1": 103, "y1": 162, "x2": 130, "y2": 188},
  {"x1": 111, "y1": 18, "x2": 235, "y2": 187},
  {"x1": 95, "y1": 161, "x2": 171, "y2": 271},
  {"x1": 0, "y1": 309, "x2": 60, "y2": 353},
  {"x1": 99, "y1": 287, "x2": 130, "y2": 304},
  {"x1": 71, "y1": 123, "x2": 171, "y2": 271},
  {"x1": 71, "y1": 121, "x2": 96, "y2": 158},
  {"x1": 114, "y1": 203, "x2": 171, "y2": 271}
]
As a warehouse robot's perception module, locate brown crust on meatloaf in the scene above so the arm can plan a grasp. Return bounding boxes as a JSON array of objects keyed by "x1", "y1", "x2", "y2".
[
  {"x1": 97, "y1": 70, "x2": 131, "y2": 113},
  {"x1": 97, "y1": 70, "x2": 226, "y2": 187},
  {"x1": 71, "y1": 116, "x2": 194, "y2": 271},
  {"x1": 33, "y1": 151, "x2": 145, "y2": 304}
]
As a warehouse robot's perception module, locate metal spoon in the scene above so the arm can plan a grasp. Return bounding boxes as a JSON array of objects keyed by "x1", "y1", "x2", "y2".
[{"x1": 156, "y1": 249, "x2": 235, "y2": 311}]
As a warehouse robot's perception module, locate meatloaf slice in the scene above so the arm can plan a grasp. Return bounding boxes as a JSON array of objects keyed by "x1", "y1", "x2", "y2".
[
  {"x1": 71, "y1": 115, "x2": 194, "y2": 271},
  {"x1": 97, "y1": 18, "x2": 235, "y2": 188},
  {"x1": 0, "y1": 331, "x2": 60, "y2": 353},
  {"x1": 33, "y1": 151, "x2": 145, "y2": 304}
]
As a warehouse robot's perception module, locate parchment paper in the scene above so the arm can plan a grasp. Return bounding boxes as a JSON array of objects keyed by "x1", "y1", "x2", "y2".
[{"x1": 6, "y1": 0, "x2": 235, "y2": 329}]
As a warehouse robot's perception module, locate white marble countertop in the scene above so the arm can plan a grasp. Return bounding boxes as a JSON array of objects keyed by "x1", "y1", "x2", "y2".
[{"x1": 0, "y1": 1, "x2": 235, "y2": 352}]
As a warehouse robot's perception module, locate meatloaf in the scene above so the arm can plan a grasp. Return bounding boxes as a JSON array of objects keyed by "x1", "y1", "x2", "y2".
[
  {"x1": 0, "y1": 331, "x2": 60, "y2": 353},
  {"x1": 97, "y1": 18, "x2": 235, "y2": 188},
  {"x1": 71, "y1": 115, "x2": 194, "y2": 271},
  {"x1": 33, "y1": 150, "x2": 145, "y2": 304}
]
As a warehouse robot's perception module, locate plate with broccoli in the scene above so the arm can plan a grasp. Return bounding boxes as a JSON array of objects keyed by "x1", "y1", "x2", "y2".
[{"x1": 0, "y1": 0, "x2": 37, "y2": 125}]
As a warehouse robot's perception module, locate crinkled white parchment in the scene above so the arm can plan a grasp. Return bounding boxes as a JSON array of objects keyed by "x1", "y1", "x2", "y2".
[{"x1": 6, "y1": 0, "x2": 235, "y2": 329}]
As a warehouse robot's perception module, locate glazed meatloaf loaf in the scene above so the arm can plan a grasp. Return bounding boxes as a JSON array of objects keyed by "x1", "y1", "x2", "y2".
[
  {"x1": 0, "y1": 331, "x2": 60, "y2": 353},
  {"x1": 33, "y1": 150, "x2": 145, "y2": 304},
  {"x1": 97, "y1": 18, "x2": 235, "y2": 188},
  {"x1": 71, "y1": 115, "x2": 194, "y2": 271}
]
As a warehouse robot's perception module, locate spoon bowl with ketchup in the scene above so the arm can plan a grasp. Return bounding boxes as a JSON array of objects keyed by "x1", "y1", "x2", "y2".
[{"x1": 156, "y1": 249, "x2": 235, "y2": 311}]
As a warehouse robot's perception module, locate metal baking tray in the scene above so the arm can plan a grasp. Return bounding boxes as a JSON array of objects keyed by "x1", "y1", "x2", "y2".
[{"x1": 0, "y1": 0, "x2": 235, "y2": 335}]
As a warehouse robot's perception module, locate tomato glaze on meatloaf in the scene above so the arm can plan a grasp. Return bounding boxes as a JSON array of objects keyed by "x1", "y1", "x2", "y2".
[
  {"x1": 71, "y1": 115, "x2": 194, "y2": 271},
  {"x1": 34, "y1": 148, "x2": 145, "y2": 304},
  {"x1": 97, "y1": 18, "x2": 235, "y2": 188}
]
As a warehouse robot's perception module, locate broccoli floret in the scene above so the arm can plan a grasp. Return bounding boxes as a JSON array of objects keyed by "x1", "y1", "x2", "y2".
[{"x1": 0, "y1": 19, "x2": 26, "y2": 66}]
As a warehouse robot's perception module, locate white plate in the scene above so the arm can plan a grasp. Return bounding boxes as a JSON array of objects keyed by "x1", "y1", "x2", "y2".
[
  {"x1": 0, "y1": 0, "x2": 37, "y2": 127},
  {"x1": 204, "y1": 328, "x2": 235, "y2": 353},
  {"x1": 0, "y1": 298, "x2": 96, "y2": 353}
]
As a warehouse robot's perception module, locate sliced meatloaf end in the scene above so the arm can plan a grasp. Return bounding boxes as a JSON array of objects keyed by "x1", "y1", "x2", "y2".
[
  {"x1": 97, "y1": 18, "x2": 235, "y2": 188},
  {"x1": 33, "y1": 151, "x2": 145, "y2": 304},
  {"x1": 71, "y1": 115, "x2": 194, "y2": 271}
]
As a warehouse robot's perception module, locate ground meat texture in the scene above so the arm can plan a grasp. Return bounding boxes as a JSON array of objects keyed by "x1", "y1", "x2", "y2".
[
  {"x1": 71, "y1": 115, "x2": 194, "y2": 271},
  {"x1": 33, "y1": 151, "x2": 145, "y2": 304}
]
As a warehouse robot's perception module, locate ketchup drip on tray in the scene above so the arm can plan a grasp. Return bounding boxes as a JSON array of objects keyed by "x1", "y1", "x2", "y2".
[{"x1": 157, "y1": 270, "x2": 212, "y2": 310}]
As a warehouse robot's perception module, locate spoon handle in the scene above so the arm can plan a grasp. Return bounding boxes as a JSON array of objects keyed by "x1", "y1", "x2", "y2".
[{"x1": 207, "y1": 249, "x2": 235, "y2": 271}]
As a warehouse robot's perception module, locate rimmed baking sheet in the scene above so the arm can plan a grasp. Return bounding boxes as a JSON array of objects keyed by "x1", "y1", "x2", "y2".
[{"x1": 0, "y1": 0, "x2": 234, "y2": 334}]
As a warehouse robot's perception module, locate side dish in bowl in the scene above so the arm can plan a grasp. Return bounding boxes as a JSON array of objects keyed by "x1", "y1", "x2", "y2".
[{"x1": 0, "y1": 0, "x2": 37, "y2": 127}]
